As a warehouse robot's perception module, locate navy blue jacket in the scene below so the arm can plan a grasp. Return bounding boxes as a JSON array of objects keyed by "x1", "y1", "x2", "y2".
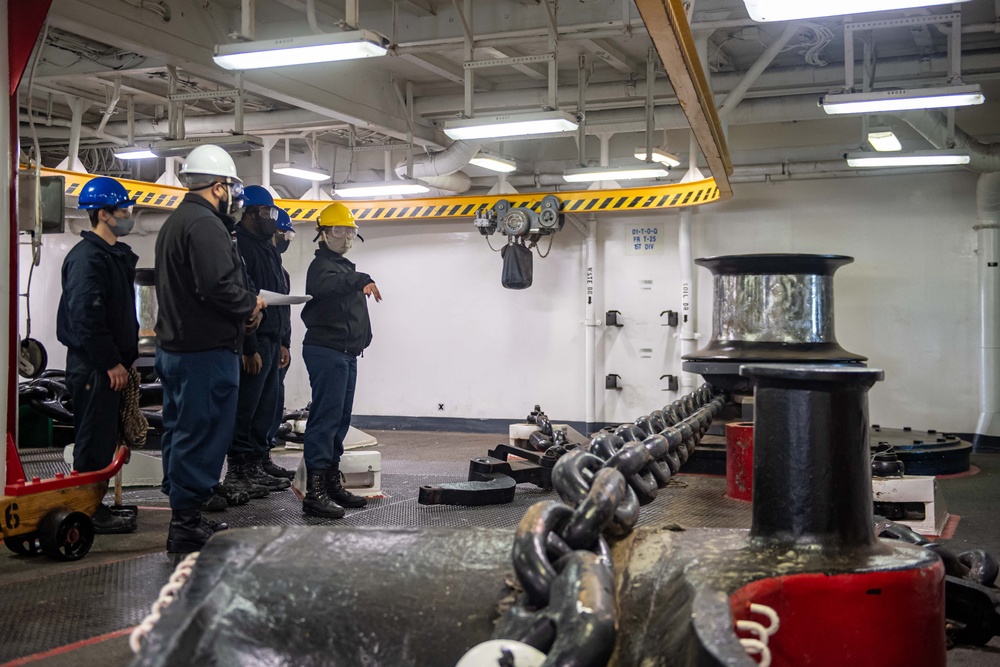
[
  {"x1": 235, "y1": 223, "x2": 289, "y2": 354},
  {"x1": 56, "y1": 231, "x2": 139, "y2": 371},
  {"x1": 301, "y1": 246, "x2": 373, "y2": 356}
]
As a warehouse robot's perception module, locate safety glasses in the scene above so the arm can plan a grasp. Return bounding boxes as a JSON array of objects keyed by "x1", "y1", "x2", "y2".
[{"x1": 328, "y1": 226, "x2": 357, "y2": 239}]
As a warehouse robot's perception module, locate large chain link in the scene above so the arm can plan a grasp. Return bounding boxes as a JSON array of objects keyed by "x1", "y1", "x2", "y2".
[{"x1": 486, "y1": 384, "x2": 725, "y2": 667}]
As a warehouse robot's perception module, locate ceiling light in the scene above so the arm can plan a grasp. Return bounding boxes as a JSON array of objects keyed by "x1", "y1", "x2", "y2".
[
  {"x1": 744, "y1": 0, "x2": 971, "y2": 22},
  {"x1": 272, "y1": 162, "x2": 330, "y2": 182},
  {"x1": 333, "y1": 179, "x2": 430, "y2": 198},
  {"x1": 820, "y1": 84, "x2": 984, "y2": 115},
  {"x1": 114, "y1": 146, "x2": 157, "y2": 160},
  {"x1": 213, "y1": 30, "x2": 388, "y2": 70},
  {"x1": 469, "y1": 152, "x2": 517, "y2": 173},
  {"x1": 867, "y1": 127, "x2": 902, "y2": 152},
  {"x1": 443, "y1": 111, "x2": 578, "y2": 141},
  {"x1": 563, "y1": 165, "x2": 671, "y2": 183},
  {"x1": 845, "y1": 150, "x2": 971, "y2": 168},
  {"x1": 634, "y1": 147, "x2": 682, "y2": 167}
]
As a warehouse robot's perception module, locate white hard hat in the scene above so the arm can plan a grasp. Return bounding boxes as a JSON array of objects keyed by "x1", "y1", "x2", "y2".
[{"x1": 179, "y1": 144, "x2": 241, "y2": 181}]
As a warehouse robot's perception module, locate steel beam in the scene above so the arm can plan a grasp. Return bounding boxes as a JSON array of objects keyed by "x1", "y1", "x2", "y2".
[
  {"x1": 579, "y1": 38, "x2": 641, "y2": 75},
  {"x1": 399, "y1": 53, "x2": 480, "y2": 87},
  {"x1": 401, "y1": 0, "x2": 436, "y2": 16},
  {"x1": 480, "y1": 47, "x2": 548, "y2": 81}
]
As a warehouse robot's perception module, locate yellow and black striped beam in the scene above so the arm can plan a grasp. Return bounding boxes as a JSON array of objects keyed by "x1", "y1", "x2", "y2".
[{"x1": 38, "y1": 167, "x2": 722, "y2": 223}]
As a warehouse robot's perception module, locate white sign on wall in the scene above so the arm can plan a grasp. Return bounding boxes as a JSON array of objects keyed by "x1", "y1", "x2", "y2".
[{"x1": 624, "y1": 224, "x2": 663, "y2": 255}]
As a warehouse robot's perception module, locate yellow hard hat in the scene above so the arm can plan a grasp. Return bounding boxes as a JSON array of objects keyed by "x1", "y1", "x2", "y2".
[{"x1": 317, "y1": 203, "x2": 357, "y2": 228}]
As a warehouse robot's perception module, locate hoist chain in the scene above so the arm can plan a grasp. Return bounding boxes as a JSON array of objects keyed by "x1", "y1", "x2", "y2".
[{"x1": 489, "y1": 384, "x2": 725, "y2": 667}]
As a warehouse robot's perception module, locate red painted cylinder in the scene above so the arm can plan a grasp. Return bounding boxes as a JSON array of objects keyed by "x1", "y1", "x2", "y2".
[
  {"x1": 729, "y1": 554, "x2": 947, "y2": 667},
  {"x1": 725, "y1": 422, "x2": 753, "y2": 501}
]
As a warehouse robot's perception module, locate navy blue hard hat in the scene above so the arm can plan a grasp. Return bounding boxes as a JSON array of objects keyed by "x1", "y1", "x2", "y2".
[
  {"x1": 276, "y1": 209, "x2": 293, "y2": 232},
  {"x1": 77, "y1": 177, "x2": 136, "y2": 210},
  {"x1": 242, "y1": 185, "x2": 276, "y2": 208}
]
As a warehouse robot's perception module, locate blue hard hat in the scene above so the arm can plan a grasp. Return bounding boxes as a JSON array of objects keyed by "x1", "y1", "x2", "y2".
[
  {"x1": 78, "y1": 177, "x2": 136, "y2": 210},
  {"x1": 242, "y1": 185, "x2": 276, "y2": 208},
  {"x1": 276, "y1": 208, "x2": 293, "y2": 232}
]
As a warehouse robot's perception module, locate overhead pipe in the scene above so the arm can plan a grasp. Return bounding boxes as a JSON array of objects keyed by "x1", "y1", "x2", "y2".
[
  {"x1": 412, "y1": 50, "x2": 1000, "y2": 117},
  {"x1": 394, "y1": 139, "x2": 482, "y2": 194},
  {"x1": 18, "y1": 112, "x2": 128, "y2": 145},
  {"x1": 584, "y1": 214, "x2": 598, "y2": 433},
  {"x1": 896, "y1": 109, "x2": 1000, "y2": 173},
  {"x1": 717, "y1": 23, "x2": 803, "y2": 118},
  {"x1": 896, "y1": 110, "x2": 1000, "y2": 448},
  {"x1": 96, "y1": 108, "x2": 351, "y2": 139},
  {"x1": 95, "y1": 77, "x2": 121, "y2": 135},
  {"x1": 975, "y1": 173, "x2": 1000, "y2": 448}
]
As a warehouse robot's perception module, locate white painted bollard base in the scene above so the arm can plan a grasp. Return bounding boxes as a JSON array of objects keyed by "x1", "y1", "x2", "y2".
[{"x1": 455, "y1": 640, "x2": 546, "y2": 667}]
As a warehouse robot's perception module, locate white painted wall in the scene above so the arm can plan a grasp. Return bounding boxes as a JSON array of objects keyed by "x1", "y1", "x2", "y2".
[{"x1": 19, "y1": 170, "x2": 982, "y2": 433}]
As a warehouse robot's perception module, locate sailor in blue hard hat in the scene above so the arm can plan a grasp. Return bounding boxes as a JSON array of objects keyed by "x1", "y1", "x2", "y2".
[
  {"x1": 76, "y1": 176, "x2": 138, "y2": 235},
  {"x1": 274, "y1": 208, "x2": 294, "y2": 254},
  {"x1": 265, "y1": 207, "x2": 295, "y2": 475},
  {"x1": 56, "y1": 176, "x2": 140, "y2": 534},
  {"x1": 218, "y1": 185, "x2": 296, "y2": 501}
]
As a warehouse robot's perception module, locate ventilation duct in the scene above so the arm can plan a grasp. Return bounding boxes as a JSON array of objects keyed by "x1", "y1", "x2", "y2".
[{"x1": 394, "y1": 140, "x2": 482, "y2": 194}]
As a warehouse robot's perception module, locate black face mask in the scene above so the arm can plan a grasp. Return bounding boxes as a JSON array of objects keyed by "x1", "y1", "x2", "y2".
[
  {"x1": 275, "y1": 237, "x2": 290, "y2": 254},
  {"x1": 258, "y1": 213, "x2": 278, "y2": 237}
]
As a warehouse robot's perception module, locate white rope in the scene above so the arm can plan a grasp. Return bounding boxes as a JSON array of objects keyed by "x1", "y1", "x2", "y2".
[
  {"x1": 737, "y1": 602, "x2": 779, "y2": 666},
  {"x1": 129, "y1": 552, "x2": 200, "y2": 653}
]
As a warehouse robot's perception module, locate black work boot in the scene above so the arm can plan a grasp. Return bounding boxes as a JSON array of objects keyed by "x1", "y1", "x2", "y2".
[
  {"x1": 200, "y1": 514, "x2": 229, "y2": 533},
  {"x1": 200, "y1": 493, "x2": 228, "y2": 513},
  {"x1": 214, "y1": 480, "x2": 253, "y2": 506},
  {"x1": 223, "y1": 455, "x2": 269, "y2": 499},
  {"x1": 302, "y1": 469, "x2": 345, "y2": 519},
  {"x1": 326, "y1": 463, "x2": 368, "y2": 508},
  {"x1": 245, "y1": 455, "x2": 291, "y2": 491},
  {"x1": 166, "y1": 509, "x2": 215, "y2": 554},
  {"x1": 92, "y1": 503, "x2": 137, "y2": 534},
  {"x1": 262, "y1": 452, "x2": 296, "y2": 480}
]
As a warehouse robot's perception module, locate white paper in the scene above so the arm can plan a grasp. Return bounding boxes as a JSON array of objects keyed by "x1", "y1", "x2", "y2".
[{"x1": 259, "y1": 289, "x2": 312, "y2": 306}]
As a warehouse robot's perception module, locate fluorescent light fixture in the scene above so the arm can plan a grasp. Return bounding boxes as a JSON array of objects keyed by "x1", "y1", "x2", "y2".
[
  {"x1": 744, "y1": 0, "x2": 971, "y2": 22},
  {"x1": 272, "y1": 162, "x2": 330, "y2": 182},
  {"x1": 444, "y1": 111, "x2": 578, "y2": 141},
  {"x1": 845, "y1": 150, "x2": 971, "y2": 168},
  {"x1": 151, "y1": 134, "x2": 264, "y2": 157},
  {"x1": 563, "y1": 165, "x2": 670, "y2": 183},
  {"x1": 333, "y1": 179, "x2": 430, "y2": 198},
  {"x1": 821, "y1": 84, "x2": 984, "y2": 115},
  {"x1": 634, "y1": 147, "x2": 682, "y2": 167},
  {"x1": 114, "y1": 146, "x2": 157, "y2": 160},
  {"x1": 469, "y1": 152, "x2": 517, "y2": 173},
  {"x1": 213, "y1": 30, "x2": 388, "y2": 70},
  {"x1": 867, "y1": 127, "x2": 902, "y2": 152}
]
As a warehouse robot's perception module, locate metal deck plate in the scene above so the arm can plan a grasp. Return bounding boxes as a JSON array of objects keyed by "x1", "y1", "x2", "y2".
[
  {"x1": 0, "y1": 554, "x2": 175, "y2": 663},
  {"x1": 18, "y1": 450, "x2": 752, "y2": 530}
]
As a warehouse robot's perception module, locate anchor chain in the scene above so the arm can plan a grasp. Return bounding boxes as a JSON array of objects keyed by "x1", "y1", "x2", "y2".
[{"x1": 464, "y1": 384, "x2": 725, "y2": 667}]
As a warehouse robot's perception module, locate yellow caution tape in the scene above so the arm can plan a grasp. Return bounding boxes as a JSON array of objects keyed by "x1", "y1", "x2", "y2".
[{"x1": 37, "y1": 167, "x2": 721, "y2": 223}]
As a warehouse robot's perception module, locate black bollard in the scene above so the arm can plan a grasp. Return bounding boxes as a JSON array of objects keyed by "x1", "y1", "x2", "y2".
[{"x1": 741, "y1": 364, "x2": 884, "y2": 552}]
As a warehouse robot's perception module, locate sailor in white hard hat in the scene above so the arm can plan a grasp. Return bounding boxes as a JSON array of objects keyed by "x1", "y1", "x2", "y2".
[{"x1": 153, "y1": 144, "x2": 266, "y2": 554}]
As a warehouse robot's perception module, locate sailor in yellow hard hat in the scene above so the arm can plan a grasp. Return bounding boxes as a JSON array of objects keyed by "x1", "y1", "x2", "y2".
[
  {"x1": 311, "y1": 201, "x2": 364, "y2": 250},
  {"x1": 298, "y1": 203, "x2": 380, "y2": 518}
]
